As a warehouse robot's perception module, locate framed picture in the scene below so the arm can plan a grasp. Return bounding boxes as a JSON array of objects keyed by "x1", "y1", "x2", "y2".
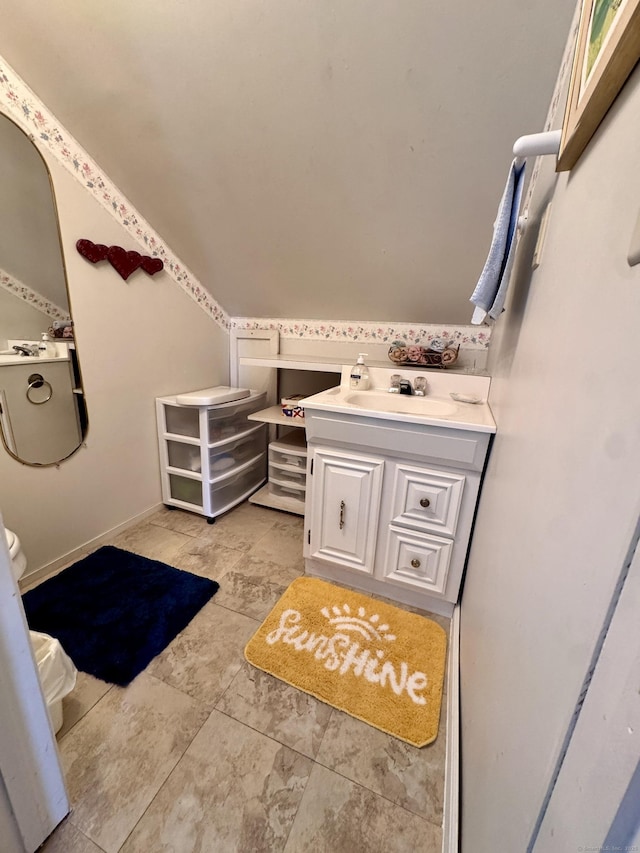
[{"x1": 557, "y1": 0, "x2": 640, "y2": 170}]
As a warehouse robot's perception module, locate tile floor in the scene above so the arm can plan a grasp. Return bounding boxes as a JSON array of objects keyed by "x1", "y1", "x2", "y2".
[{"x1": 37, "y1": 501, "x2": 449, "y2": 853}]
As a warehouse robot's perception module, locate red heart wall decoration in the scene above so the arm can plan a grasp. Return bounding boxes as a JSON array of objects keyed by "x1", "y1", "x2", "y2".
[
  {"x1": 140, "y1": 256, "x2": 164, "y2": 275},
  {"x1": 106, "y1": 246, "x2": 143, "y2": 281},
  {"x1": 76, "y1": 239, "x2": 109, "y2": 263},
  {"x1": 76, "y1": 238, "x2": 163, "y2": 281}
]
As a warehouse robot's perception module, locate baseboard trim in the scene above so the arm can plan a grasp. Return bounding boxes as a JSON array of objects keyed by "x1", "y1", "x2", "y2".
[
  {"x1": 19, "y1": 503, "x2": 165, "y2": 592},
  {"x1": 443, "y1": 604, "x2": 460, "y2": 852}
]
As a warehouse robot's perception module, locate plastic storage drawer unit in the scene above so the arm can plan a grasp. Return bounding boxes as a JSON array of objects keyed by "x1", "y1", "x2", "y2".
[{"x1": 156, "y1": 389, "x2": 267, "y2": 522}]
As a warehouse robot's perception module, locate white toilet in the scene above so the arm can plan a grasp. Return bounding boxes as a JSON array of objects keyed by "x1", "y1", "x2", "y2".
[
  {"x1": 4, "y1": 527, "x2": 75, "y2": 733},
  {"x1": 5, "y1": 528, "x2": 27, "y2": 581}
]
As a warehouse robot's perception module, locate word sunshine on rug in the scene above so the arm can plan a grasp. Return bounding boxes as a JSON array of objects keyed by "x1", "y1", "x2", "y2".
[{"x1": 265, "y1": 604, "x2": 429, "y2": 705}]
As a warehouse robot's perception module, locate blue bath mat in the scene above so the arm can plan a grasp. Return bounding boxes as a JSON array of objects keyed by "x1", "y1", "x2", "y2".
[{"x1": 22, "y1": 545, "x2": 219, "y2": 686}]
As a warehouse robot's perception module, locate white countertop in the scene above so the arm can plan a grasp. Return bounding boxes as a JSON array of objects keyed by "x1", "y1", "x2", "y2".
[
  {"x1": 301, "y1": 366, "x2": 496, "y2": 434},
  {"x1": 0, "y1": 354, "x2": 69, "y2": 366}
]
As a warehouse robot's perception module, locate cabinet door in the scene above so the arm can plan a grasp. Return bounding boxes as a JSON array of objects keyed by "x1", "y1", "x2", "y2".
[{"x1": 308, "y1": 448, "x2": 383, "y2": 574}]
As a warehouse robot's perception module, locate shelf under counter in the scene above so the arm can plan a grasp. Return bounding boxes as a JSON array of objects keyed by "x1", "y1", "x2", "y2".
[{"x1": 248, "y1": 405, "x2": 306, "y2": 428}]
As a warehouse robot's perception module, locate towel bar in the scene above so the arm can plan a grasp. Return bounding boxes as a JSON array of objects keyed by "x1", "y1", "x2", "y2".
[
  {"x1": 512, "y1": 131, "x2": 561, "y2": 232},
  {"x1": 513, "y1": 130, "x2": 561, "y2": 161}
]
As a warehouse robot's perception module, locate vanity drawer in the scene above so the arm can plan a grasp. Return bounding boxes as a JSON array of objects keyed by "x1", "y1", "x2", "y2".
[
  {"x1": 390, "y1": 464, "x2": 465, "y2": 537},
  {"x1": 382, "y1": 526, "x2": 452, "y2": 595}
]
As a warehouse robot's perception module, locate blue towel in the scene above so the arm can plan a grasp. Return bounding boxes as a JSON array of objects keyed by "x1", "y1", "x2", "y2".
[{"x1": 470, "y1": 159, "x2": 526, "y2": 324}]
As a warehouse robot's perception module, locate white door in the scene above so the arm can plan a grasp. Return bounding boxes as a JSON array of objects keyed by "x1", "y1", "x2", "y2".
[
  {"x1": 0, "y1": 513, "x2": 68, "y2": 851},
  {"x1": 533, "y1": 533, "x2": 640, "y2": 850},
  {"x1": 308, "y1": 448, "x2": 383, "y2": 574}
]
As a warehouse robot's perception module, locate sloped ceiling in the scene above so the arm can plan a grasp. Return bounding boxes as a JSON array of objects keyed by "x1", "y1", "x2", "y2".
[{"x1": 0, "y1": 0, "x2": 576, "y2": 324}]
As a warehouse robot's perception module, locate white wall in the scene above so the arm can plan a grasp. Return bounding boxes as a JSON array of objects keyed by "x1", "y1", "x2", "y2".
[
  {"x1": 0, "y1": 146, "x2": 229, "y2": 574},
  {"x1": 0, "y1": 288, "x2": 50, "y2": 348},
  {"x1": 459, "y1": 55, "x2": 640, "y2": 853}
]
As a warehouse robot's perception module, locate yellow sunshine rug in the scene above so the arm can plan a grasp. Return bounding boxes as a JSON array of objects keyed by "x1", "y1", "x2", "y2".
[{"x1": 244, "y1": 577, "x2": 447, "y2": 747}]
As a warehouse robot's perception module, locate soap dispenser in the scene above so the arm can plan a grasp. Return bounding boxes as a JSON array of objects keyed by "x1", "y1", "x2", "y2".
[
  {"x1": 349, "y1": 353, "x2": 370, "y2": 390},
  {"x1": 38, "y1": 332, "x2": 56, "y2": 358}
]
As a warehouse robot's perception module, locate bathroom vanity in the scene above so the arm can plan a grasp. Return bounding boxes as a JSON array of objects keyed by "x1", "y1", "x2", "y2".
[{"x1": 301, "y1": 366, "x2": 496, "y2": 616}]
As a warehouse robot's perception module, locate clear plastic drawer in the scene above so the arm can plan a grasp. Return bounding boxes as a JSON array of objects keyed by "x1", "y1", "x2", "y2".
[
  {"x1": 164, "y1": 405, "x2": 199, "y2": 438},
  {"x1": 269, "y1": 430, "x2": 307, "y2": 469},
  {"x1": 167, "y1": 441, "x2": 201, "y2": 473},
  {"x1": 209, "y1": 454, "x2": 266, "y2": 512},
  {"x1": 268, "y1": 463, "x2": 306, "y2": 486},
  {"x1": 210, "y1": 426, "x2": 266, "y2": 474},
  {"x1": 268, "y1": 480, "x2": 306, "y2": 500},
  {"x1": 166, "y1": 426, "x2": 266, "y2": 475},
  {"x1": 207, "y1": 394, "x2": 266, "y2": 440},
  {"x1": 162, "y1": 392, "x2": 267, "y2": 440},
  {"x1": 168, "y1": 474, "x2": 203, "y2": 506}
]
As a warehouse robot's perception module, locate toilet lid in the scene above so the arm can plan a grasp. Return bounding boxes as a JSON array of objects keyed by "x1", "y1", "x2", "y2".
[{"x1": 5, "y1": 530, "x2": 15, "y2": 549}]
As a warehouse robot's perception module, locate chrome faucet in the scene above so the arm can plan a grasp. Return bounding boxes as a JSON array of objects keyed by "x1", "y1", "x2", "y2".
[
  {"x1": 413, "y1": 376, "x2": 428, "y2": 396},
  {"x1": 12, "y1": 344, "x2": 38, "y2": 357},
  {"x1": 389, "y1": 375, "x2": 428, "y2": 395},
  {"x1": 388, "y1": 374, "x2": 402, "y2": 393}
]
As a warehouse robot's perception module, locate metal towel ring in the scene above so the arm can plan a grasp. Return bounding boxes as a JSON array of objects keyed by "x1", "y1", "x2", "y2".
[{"x1": 26, "y1": 373, "x2": 53, "y2": 405}]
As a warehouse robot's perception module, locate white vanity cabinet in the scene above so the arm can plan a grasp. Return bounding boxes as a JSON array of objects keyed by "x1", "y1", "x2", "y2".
[{"x1": 303, "y1": 406, "x2": 492, "y2": 615}]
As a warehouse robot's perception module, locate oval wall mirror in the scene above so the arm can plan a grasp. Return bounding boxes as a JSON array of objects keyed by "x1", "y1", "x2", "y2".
[{"x1": 0, "y1": 113, "x2": 87, "y2": 466}]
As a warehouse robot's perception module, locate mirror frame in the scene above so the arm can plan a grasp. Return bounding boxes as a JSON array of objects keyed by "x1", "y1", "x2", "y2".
[{"x1": 0, "y1": 112, "x2": 87, "y2": 467}]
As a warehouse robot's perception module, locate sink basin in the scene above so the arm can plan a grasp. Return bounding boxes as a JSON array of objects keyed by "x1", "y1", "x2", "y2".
[{"x1": 344, "y1": 391, "x2": 459, "y2": 417}]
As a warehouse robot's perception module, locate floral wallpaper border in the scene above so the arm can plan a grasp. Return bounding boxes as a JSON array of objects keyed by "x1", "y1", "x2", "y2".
[
  {"x1": 230, "y1": 317, "x2": 490, "y2": 348},
  {"x1": 0, "y1": 267, "x2": 69, "y2": 321},
  {"x1": 0, "y1": 56, "x2": 230, "y2": 330}
]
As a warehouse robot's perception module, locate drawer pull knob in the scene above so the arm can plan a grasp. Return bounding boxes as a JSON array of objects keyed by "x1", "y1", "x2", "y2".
[
  {"x1": 411, "y1": 558, "x2": 421, "y2": 568},
  {"x1": 419, "y1": 497, "x2": 431, "y2": 508},
  {"x1": 339, "y1": 500, "x2": 346, "y2": 530}
]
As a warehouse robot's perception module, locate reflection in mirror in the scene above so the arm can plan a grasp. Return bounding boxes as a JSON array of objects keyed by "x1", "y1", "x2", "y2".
[{"x1": 0, "y1": 114, "x2": 87, "y2": 466}]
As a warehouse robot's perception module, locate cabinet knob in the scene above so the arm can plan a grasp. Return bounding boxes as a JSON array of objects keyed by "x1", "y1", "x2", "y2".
[
  {"x1": 419, "y1": 497, "x2": 431, "y2": 508},
  {"x1": 411, "y1": 558, "x2": 421, "y2": 568}
]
